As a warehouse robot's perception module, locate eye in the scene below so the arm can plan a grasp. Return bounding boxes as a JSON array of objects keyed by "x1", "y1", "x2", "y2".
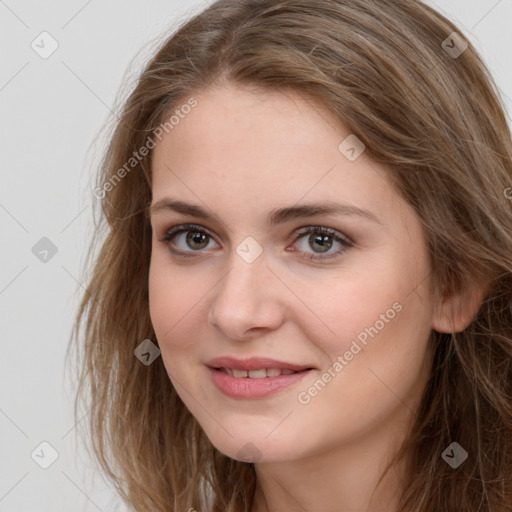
[
  {"x1": 290, "y1": 226, "x2": 354, "y2": 261},
  {"x1": 159, "y1": 223, "x2": 219, "y2": 257},
  {"x1": 158, "y1": 223, "x2": 354, "y2": 261}
]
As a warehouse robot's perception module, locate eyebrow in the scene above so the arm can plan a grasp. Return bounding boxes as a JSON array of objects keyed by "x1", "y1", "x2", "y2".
[{"x1": 149, "y1": 198, "x2": 382, "y2": 227}]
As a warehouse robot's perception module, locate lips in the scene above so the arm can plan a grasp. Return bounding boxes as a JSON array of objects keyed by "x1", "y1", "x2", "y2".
[{"x1": 205, "y1": 356, "x2": 315, "y2": 398}]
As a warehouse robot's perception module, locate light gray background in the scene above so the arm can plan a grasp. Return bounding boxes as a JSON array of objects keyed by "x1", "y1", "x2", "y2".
[{"x1": 1, "y1": 1, "x2": 511, "y2": 510}]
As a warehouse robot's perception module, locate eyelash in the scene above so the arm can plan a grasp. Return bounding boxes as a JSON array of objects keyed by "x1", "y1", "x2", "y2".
[{"x1": 158, "y1": 223, "x2": 354, "y2": 261}]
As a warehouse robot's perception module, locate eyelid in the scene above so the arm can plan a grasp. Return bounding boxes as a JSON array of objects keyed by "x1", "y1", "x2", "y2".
[
  {"x1": 158, "y1": 223, "x2": 351, "y2": 242},
  {"x1": 293, "y1": 225, "x2": 353, "y2": 245},
  {"x1": 158, "y1": 222, "x2": 219, "y2": 243}
]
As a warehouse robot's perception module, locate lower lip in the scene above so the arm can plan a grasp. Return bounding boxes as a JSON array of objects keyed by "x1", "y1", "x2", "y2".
[{"x1": 207, "y1": 367, "x2": 313, "y2": 399}]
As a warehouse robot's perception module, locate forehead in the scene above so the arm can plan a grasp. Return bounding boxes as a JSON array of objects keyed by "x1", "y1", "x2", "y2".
[
  {"x1": 154, "y1": 85, "x2": 344, "y2": 159},
  {"x1": 150, "y1": 84, "x2": 399, "y2": 225}
]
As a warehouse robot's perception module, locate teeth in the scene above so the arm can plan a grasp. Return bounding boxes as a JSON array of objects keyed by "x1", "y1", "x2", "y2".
[
  {"x1": 248, "y1": 369, "x2": 267, "y2": 379},
  {"x1": 223, "y1": 368, "x2": 299, "y2": 378}
]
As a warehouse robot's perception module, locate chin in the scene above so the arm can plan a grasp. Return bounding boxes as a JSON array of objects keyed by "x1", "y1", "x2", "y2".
[{"x1": 200, "y1": 421, "x2": 308, "y2": 464}]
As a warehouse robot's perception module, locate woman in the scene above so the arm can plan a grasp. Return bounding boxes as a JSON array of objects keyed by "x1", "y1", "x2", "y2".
[{"x1": 71, "y1": 0, "x2": 512, "y2": 510}]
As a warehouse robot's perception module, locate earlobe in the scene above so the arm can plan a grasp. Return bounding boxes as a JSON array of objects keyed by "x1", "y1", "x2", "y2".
[{"x1": 432, "y1": 277, "x2": 490, "y2": 334}]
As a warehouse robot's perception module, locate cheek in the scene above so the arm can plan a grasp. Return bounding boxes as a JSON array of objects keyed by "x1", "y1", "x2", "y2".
[
  {"x1": 304, "y1": 259, "x2": 432, "y2": 380},
  {"x1": 148, "y1": 256, "x2": 203, "y2": 351},
  {"x1": 295, "y1": 268, "x2": 401, "y2": 357},
  {"x1": 310, "y1": 275, "x2": 432, "y2": 412}
]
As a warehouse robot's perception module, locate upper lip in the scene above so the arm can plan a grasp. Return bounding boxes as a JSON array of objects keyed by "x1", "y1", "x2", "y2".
[{"x1": 206, "y1": 356, "x2": 314, "y2": 372}]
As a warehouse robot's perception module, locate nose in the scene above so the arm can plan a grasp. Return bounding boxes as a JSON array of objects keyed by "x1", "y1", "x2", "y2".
[{"x1": 208, "y1": 248, "x2": 286, "y2": 340}]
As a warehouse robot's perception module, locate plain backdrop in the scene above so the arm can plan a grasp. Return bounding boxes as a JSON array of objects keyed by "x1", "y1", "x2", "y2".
[{"x1": 1, "y1": 0, "x2": 511, "y2": 510}]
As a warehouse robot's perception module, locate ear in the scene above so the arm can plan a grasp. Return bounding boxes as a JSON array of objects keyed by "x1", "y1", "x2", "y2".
[{"x1": 432, "y1": 277, "x2": 490, "y2": 333}]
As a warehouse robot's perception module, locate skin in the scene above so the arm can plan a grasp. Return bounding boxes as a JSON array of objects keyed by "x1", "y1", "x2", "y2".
[{"x1": 148, "y1": 83, "x2": 485, "y2": 511}]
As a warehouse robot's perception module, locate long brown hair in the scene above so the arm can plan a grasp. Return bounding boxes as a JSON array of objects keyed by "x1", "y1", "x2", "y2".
[{"x1": 69, "y1": 0, "x2": 512, "y2": 510}]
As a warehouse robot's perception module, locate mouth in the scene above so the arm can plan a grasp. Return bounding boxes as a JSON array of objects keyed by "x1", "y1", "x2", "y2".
[
  {"x1": 205, "y1": 357, "x2": 315, "y2": 399},
  {"x1": 213, "y1": 367, "x2": 310, "y2": 378}
]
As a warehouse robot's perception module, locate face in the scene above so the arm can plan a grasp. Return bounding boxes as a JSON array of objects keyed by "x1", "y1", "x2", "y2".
[{"x1": 148, "y1": 83, "x2": 436, "y2": 464}]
